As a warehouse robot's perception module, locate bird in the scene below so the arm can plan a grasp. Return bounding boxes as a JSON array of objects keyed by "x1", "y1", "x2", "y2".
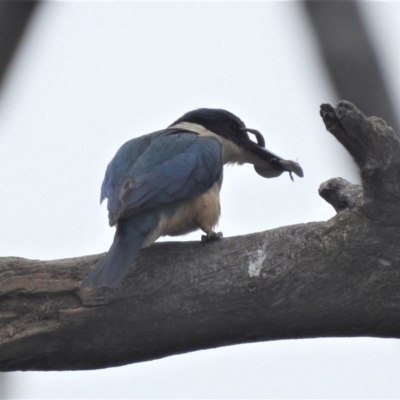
[{"x1": 81, "y1": 108, "x2": 303, "y2": 288}]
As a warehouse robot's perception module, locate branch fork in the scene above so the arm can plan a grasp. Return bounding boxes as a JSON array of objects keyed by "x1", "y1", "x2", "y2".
[{"x1": 319, "y1": 101, "x2": 400, "y2": 224}]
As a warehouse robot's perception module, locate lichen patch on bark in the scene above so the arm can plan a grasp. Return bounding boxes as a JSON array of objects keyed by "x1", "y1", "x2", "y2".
[{"x1": 247, "y1": 247, "x2": 267, "y2": 277}]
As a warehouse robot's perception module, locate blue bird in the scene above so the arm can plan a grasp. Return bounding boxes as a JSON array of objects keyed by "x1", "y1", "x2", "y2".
[{"x1": 82, "y1": 108, "x2": 303, "y2": 288}]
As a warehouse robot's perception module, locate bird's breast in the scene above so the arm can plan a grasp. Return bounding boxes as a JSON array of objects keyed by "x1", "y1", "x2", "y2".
[{"x1": 142, "y1": 179, "x2": 222, "y2": 247}]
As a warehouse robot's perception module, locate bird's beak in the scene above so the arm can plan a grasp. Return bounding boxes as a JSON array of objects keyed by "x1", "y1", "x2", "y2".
[{"x1": 239, "y1": 127, "x2": 304, "y2": 180}]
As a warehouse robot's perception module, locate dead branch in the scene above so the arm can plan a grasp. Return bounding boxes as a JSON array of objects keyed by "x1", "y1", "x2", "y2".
[{"x1": 1, "y1": 101, "x2": 400, "y2": 371}]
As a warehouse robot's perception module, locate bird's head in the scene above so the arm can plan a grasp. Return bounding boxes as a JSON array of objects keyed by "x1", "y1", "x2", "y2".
[
  {"x1": 171, "y1": 108, "x2": 247, "y2": 140},
  {"x1": 170, "y1": 108, "x2": 303, "y2": 180}
]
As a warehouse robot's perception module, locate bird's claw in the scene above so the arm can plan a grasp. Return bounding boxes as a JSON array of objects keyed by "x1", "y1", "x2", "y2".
[{"x1": 201, "y1": 231, "x2": 223, "y2": 245}]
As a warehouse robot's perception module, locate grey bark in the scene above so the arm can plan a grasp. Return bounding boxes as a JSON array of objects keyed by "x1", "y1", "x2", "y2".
[{"x1": 1, "y1": 101, "x2": 399, "y2": 371}]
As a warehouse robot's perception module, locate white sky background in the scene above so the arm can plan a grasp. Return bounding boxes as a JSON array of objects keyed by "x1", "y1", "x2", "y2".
[{"x1": 0, "y1": 1, "x2": 399, "y2": 398}]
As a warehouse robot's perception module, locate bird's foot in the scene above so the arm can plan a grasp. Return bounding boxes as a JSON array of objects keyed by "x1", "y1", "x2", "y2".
[{"x1": 201, "y1": 231, "x2": 223, "y2": 245}]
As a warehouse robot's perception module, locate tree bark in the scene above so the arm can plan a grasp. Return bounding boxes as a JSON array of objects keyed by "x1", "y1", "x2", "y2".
[{"x1": 1, "y1": 101, "x2": 399, "y2": 371}]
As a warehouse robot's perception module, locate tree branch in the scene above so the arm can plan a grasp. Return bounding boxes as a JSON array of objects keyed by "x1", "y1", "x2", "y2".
[
  {"x1": 303, "y1": 1, "x2": 400, "y2": 135},
  {"x1": 1, "y1": 101, "x2": 400, "y2": 371},
  {"x1": 0, "y1": 1, "x2": 39, "y2": 95}
]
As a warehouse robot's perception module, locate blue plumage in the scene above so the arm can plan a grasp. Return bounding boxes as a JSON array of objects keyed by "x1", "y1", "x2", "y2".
[
  {"x1": 82, "y1": 108, "x2": 303, "y2": 288},
  {"x1": 82, "y1": 129, "x2": 223, "y2": 288}
]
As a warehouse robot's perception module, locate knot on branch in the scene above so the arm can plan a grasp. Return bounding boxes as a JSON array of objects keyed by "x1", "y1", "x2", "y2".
[
  {"x1": 320, "y1": 101, "x2": 400, "y2": 223},
  {"x1": 319, "y1": 178, "x2": 363, "y2": 214}
]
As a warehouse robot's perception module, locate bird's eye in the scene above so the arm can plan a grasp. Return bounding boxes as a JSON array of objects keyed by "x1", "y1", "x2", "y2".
[{"x1": 226, "y1": 119, "x2": 239, "y2": 130}]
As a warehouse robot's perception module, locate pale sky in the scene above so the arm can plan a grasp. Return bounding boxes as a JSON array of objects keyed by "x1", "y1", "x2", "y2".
[{"x1": 1, "y1": 1, "x2": 399, "y2": 398}]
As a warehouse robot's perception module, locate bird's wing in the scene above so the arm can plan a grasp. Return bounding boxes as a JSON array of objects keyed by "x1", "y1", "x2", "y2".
[{"x1": 101, "y1": 129, "x2": 223, "y2": 226}]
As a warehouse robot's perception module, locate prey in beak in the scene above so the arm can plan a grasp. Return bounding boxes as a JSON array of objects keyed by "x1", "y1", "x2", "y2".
[{"x1": 239, "y1": 127, "x2": 304, "y2": 181}]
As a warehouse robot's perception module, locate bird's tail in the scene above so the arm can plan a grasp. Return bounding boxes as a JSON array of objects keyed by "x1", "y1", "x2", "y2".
[{"x1": 82, "y1": 216, "x2": 157, "y2": 288}]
